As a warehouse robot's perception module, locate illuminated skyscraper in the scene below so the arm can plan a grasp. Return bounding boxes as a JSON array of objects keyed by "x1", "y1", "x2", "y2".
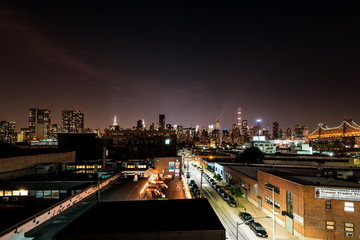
[
  {"x1": 159, "y1": 114, "x2": 165, "y2": 130},
  {"x1": 29, "y1": 108, "x2": 51, "y2": 140},
  {"x1": 215, "y1": 118, "x2": 221, "y2": 130},
  {"x1": 110, "y1": 116, "x2": 120, "y2": 131},
  {"x1": 241, "y1": 119, "x2": 248, "y2": 134},
  {"x1": 0, "y1": 121, "x2": 16, "y2": 143},
  {"x1": 237, "y1": 107, "x2": 242, "y2": 127},
  {"x1": 113, "y1": 116, "x2": 118, "y2": 126},
  {"x1": 62, "y1": 110, "x2": 84, "y2": 133},
  {"x1": 273, "y1": 122, "x2": 280, "y2": 139}
]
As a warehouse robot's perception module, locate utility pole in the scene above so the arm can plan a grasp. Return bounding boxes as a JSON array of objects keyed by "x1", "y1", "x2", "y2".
[
  {"x1": 272, "y1": 187, "x2": 276, "y2": 240},
  {"x1": 200, "y1": 169, "x2": 203, "y2": 196}
]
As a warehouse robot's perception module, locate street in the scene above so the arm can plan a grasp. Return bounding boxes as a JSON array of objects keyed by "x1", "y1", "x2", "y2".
[{"x1": 186, "y1": 157, "x2": 269, "y2": 240}]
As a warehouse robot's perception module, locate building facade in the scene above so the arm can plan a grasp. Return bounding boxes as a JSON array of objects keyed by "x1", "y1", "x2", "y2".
[
  {"x1": 0, "y1": 121, "x2": 16, "y2": 144},
  {"x1": 61, "y1": 110, "x2": 84, "y2": 133},
  {"x1": 220, "y1": 166, "x2": 360, "y2": 240},
  {"x1": 104, "y1": 128, "x2": 177, "y2": 160},
  {"x1": 29, "y1": 108, "x2": 51, "y2": 140}
]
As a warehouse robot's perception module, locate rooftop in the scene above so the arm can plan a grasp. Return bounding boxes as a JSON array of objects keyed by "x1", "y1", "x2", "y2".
[
  {"x1": 267, "y1": 173, "x2": 360, "y2": 188},
  {"x1": 54, "y1": 199, "x2": 225, "y2": 238},
  {"x1": 227, "y1": 166, "x2": 360, "y2": 188}
]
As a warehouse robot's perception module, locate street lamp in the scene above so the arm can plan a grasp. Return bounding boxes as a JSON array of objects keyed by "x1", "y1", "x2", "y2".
[
  {"x1": 236, "y1": 216, "x2": 271, "y2": 240},
  {"x1": 270, "y1": 187, "x2": 279, "y2": 240}
]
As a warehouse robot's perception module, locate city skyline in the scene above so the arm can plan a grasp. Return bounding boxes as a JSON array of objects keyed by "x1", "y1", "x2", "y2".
[{"x1": 1, "y1": 2, "x2": 360, "y2": 132}]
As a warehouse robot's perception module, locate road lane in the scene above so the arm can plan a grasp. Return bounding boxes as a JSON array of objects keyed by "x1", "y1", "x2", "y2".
[{"x1": 187, "y1": 158, "x2": 269, "y2": 240}]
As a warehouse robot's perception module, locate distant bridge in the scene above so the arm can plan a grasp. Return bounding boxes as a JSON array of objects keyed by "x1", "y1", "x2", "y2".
[{"x1": 309, "y1": 117, "x2": 360, "y2": 139}]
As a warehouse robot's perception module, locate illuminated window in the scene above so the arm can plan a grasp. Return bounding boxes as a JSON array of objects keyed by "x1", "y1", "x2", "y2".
[
  {"x1": 325, "y1": 200, "x2": 331, "y2": 209},
  {"x1": 265, "y1": 182, "x2": 280, "y2": 194},
  {"x1": 44, "y1": 190, "x2": 52, "y2": 199},
  {"x1": 52, "y1": 190, "x2": 59, "y2": 199},
  {"x1": 264, "y1": 196, "x2": 280, "y2": 210},
  {"x1": 4, "y1": 190, "x2": 12, "y2": 196},
  {"x1": 36, "y1": 190, "x2": 43, "y2": 198},
  {"x1": 326, "y1": 220, "x2": 335, "y2": 230},
  {"x1": 0, "y1": 191, "x2": 3, "y2": 196},
  {"x1": 12, "y1": 191, "x2": 20, "y2": 196},
  {"x1": 345, "y1": 222, "x2": 354, "y2": 232},
  {"x1": 345, "y1": 202, "x2": 354, "y2": 212}
]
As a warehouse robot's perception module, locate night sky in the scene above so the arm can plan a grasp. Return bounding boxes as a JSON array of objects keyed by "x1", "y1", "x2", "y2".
[{"x1": 1, "y1": 1, "x2": 360, "y2": 132}]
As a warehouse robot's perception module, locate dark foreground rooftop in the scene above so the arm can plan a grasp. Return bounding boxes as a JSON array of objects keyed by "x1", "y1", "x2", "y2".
[{"x1": 54, "y1": 199, "x2": 225, "y2": 240}]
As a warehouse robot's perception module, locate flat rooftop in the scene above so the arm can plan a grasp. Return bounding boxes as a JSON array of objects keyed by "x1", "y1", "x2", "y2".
[
  {"x1": 269, "y1": 174, "x2": 360, "y2": 188},
  {"x1": 227, "y1": 166, "x2": 360, "y2": 188},
  {"x1": 54, "y1": 199, "x2": 225, "y2": 238}
]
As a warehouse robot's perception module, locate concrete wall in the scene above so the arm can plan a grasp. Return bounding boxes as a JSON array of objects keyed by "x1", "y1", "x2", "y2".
[{"x1": 0, "y1": 152, "x2": 75, "y2": 177}]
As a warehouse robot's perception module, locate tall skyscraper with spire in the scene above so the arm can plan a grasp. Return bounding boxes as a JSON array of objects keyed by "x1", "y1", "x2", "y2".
[
  {"x1": 110, "y1": 115, "x2": 119, "y2": 130},
  {"x1": 237, "y1": 107, "x2": 242, "y2": 127},
  {"x1": 113, "y1": 115, "x2": 118, "y2": 126},
  {"x1": 215, "y1": 118, "x2": 221, "y2": 130}
]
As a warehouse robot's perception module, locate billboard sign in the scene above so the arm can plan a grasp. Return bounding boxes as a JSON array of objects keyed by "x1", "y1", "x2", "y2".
[
  {"x1": 169, "y1": 162, "x2": 174, "y2": 172},
  {"x1": 315, "y1": 188, "x2": 360, "y2": 201}
]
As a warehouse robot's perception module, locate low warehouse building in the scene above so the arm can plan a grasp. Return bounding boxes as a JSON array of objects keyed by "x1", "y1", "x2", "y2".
[{"x1": 53, "y1": 199, "x2": 226, "y2": 240}]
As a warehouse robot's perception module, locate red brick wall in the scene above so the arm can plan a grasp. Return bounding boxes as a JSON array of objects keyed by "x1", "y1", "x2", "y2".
[
  {"x1": 303, "y1": 186, "x2": 360, "y2": 240},
  {"x1": 222, "y1": 166, "x2": 360, "y2": 240},
  {"x1": 257, "y1": 171, "x2": 305, "y2": 236}
]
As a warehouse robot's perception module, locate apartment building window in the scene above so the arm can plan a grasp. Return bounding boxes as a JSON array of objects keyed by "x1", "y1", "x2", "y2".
[
  {"x1": 344, "y1": 202, "x2": 354, "y2": 212},
  {"x1": 344, "y1": 222, "x2": 354, "y2": 232},
  {"x1": 264, "y1": 196, "x2": 280, "y2": 210},
  {"x1": 326, "y1": 220, "x2": 336, "y2": 230},
  {"x1": 265, "y1": 182, "x2": 280, "y2": 194},
  {"x1": 325, "y1": 200, "x2": 331, "y2": 209}
]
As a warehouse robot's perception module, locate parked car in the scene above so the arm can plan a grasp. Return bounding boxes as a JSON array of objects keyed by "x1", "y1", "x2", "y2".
[
  {"x1": 227, "y1": 196, "x2": 237, "y2": 207},
  {"x1": 221, "y1": 192, "x2": 228, "y2": 199},
  {"x1": 212, "y1": 182, "x2": 218, "y2": 189},
  {"x1": 209, "y1": 179, "x2": 215, "y2": 183},
  {"x1": 191, "y1": 184, "x2": 199, "y2": 193},
  {"x1": 194, "y1": 190, "x2": 204, "y2": 198},
  {"x1": 215, "y1": 185, "x2": 222, "y2": 192},
  {"x1": 249, "y1": 222, "x2": 268, "y2": 238},
  {"x1": 239, "y1": 212, "x2": 254, "y2": 225},
  {"x1": 217, "y1": 188, "x2": 225, "y2": 195},
  {"x1": 189, "y1": 179, "x2": 195, "y2": 186}
]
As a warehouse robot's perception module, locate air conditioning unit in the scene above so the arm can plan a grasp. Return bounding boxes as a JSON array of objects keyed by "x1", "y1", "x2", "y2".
[
  {"x1": 346, "y1": 232, "x2": 354, "y2": 237},
  {"x1": 12, "y1": 197, "x2": 18, "y2": 201},
  {"x1": 2, "y1": 197, "x2": 9, "y2": 202}
]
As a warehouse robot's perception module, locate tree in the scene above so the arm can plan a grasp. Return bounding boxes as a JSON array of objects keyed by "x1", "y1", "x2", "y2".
[
  {"x1": 233, "y1": 186, "x2": 244, "y2": 206},
  {"x1": 234, "y1": 187, "x2": 244, "y2": 199},
  {"x1": 213, "y1": 173, "x2": 223, "y2": 182},
  {"x1": 238, "y1": 147, "x2": 264, "y2": 163}
]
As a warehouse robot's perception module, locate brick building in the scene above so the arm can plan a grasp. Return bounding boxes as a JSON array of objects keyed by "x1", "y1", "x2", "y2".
[
  {"x1": 104, "y1": 129, "x2": 177, "y2": 160},
  {"x1": 220, "y1": 166, "x2": 360, "y2": 240},
  {"x1": 154, "y1": 157, "x2": 182, "y2": 179}
]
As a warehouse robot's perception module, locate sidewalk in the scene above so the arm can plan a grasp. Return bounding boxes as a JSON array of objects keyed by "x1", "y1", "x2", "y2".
[{"x1": 237, "y1": 197, "x2": 298, "y2": 240}]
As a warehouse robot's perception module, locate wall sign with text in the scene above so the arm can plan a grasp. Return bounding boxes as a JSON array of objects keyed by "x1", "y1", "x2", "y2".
[{"x1": 315, "y1": 188, "x2": 360, "y2": 201}]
